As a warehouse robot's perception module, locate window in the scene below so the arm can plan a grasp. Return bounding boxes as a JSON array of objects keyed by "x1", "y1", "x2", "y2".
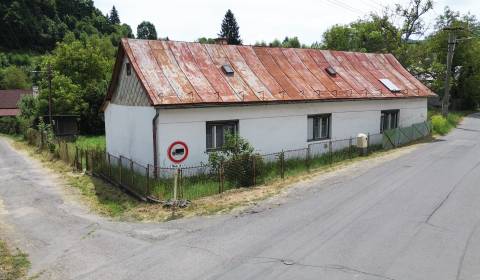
[
  {"x1": 308, "y1": 114, "x2": 331, "y2": 141},
  {"x1": 380, "y1": 110, "x2": 399, "y2": 132},
  {"x1": 379, "y1": 78, "x2": 400, "y2": 93},
  {"x1": 206, "y1": 120, "x2": 238, "y2": 150},
  {"x1": 126, "y1": 62, "x2": 131, "y2": 76}
]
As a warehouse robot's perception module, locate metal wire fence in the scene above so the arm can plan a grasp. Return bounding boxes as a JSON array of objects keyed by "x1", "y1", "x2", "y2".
[{"x1": 24, "y1": 121, "x2": 431, "y2": 202}]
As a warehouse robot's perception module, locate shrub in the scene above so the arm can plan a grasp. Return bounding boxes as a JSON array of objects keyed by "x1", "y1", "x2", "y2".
[
  {"x1": 208, "y1": 133, "x2": 264, "y2": 187},
  {"x1": 431, "y1": 113, "x2": 462, "y2": 135},
  {"x1": 0, "y1": 117, "x2": 20, "y2": 134}
]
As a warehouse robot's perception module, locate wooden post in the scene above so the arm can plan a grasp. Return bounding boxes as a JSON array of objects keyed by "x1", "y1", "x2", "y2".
[
  {"x1": 75, "y1": 146, "x2": 79, "y2": 170},
  {"x1": 130, "y1": 160, "x2": 134, "y2": 187},
  {"x1": 349, "y1": 137, "x2": 353, "y2": 159},
  {"x1": 218, "y1": 162, "x2": 224, "y2": 194},
  {"x1": 329, "y1": 140, "x2": 333, "y2": 164},
  {"x1": 108, "y1": 153, "x2": 112, "y2": 178},
  {"x1": 306, "y1": 145, "x2": 311, "y2": 171},
  {"x1": 252, "y1": 157, "x2": 256, "y2": 186},
  {"x1": 280, "y1": 151, "x2": 285, "y2": 179},
  {"x1": 146, "y1": 164, "x2": 150, "y2": 197},
  {"x1": 119, "y1": 156, "x2": 123, "y2": 184}
]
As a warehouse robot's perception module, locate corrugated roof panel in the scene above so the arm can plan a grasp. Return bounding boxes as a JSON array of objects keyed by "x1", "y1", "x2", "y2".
[
  {"x1": 186, "y1": 43, "x2": 238, "y2": 102},
  {"x1": 253, "y1": 47, "x2": 303, "y2": 100},
  {"x1": 237, "y1": 46, "x2": 284, "y2": 100},
  {"x1": 294, "y1": 49, "x2": 339, "y2": 95},
  {"x1": 366, "y1": 53, "x2": 413, "y2": 96},
  {"x1": 384, "y1": 54, "x2": 429, "y2": 95},
  {"x1": 375, "y1": 54, "x2": 418, "y2": 95},
  {"x1": 204, "y1": 44, "x2": 257, "y2": 102},
  {"x1": 354, "y1": 53, "x2": 396, "y2": 97},
  {"x1": 307, "y1": 50, "x2": 353, "y2": 97},
  {"x1": 344, "y1": 52, "x2": 385, "y2": 96},
  {"x1": 320, "y1": 50, "x2": 364, "y2": 97},
  {"x1": 223, "y1": 45, "x2": 272, "y2": 101},
  {"x1": 333, "y1": 51, "x2": 378, "y2": 97},
  {"x1": 168, "y1": 41, "x2": 219, "y2": 102},
  {"x1": 127, "y1": 40, "x2": 178, "y2": 104},
  {"x1": 107, "y1": 39, "x2": 436, "y2": 106},
  {"x1": 150, "y1": 41, "x2": 200, "y2": 103},
  {"x1": 268, "y1": 48, "x2": 315, "y2": 98},
  {"x1": 282, "y1": 48, "x2": 329, "y2": 98}
]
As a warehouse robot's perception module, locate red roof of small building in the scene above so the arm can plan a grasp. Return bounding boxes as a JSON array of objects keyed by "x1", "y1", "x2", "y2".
[
  {"x1": 0, "y1": 89, "x2": 31, "y2": 116},
  {"x1": 106, "y1": 39, "x2": 435, "y2": 107}
]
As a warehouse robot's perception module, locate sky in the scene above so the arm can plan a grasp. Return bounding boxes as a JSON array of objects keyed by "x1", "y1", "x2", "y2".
[{"x1": 95, "y1": 0, "x2": 479, "y2": 45}]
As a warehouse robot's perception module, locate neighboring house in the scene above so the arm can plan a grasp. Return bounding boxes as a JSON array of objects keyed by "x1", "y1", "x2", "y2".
[
  {"x1": 103, "y1": 38, "x2": 436, "y2": 168},
  {"x1": 0, "y1": 89, "x2": 31, "y2": 117}
]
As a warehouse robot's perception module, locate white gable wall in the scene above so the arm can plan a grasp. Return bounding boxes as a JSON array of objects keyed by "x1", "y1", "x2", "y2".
[{"x1": 155, "y1": 98, "x2": 427, "y2": 167}]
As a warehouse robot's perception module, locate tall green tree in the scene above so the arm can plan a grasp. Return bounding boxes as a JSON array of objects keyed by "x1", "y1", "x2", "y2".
[
  {"x1": 109, "y1": 6, "x2": 120, "y2": 24},
  {"x1": 0, "y1": 66, "x2": 30, "y2": 89},
  {"x1": 218, "y1": 9, "x2": 242, "y2": 45},
  {"x1": 322, "y1": 13, "x2": 401, "y2": 53},
  {"x1": 137, "y1": 21, "x2": 157, "y2": 40}
]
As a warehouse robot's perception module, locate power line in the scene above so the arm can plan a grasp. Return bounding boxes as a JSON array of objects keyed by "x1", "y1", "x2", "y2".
[{"x1": 323, "y1": 0, "x2": 366, "y2": 15}]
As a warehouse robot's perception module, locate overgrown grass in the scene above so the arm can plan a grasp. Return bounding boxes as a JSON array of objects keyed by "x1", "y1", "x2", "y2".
[
  {"x1": 0, "y1": 240, "x2": 30, "y2": 280},
  {"x1": 429, "y1": 111, "x2": 465, "y2": 135},
  {"x1": 74, "y1": 135, "x2": 106, "y2": 150}
]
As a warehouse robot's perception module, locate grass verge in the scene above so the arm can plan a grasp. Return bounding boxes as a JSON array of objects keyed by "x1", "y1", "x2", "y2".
[
  {"x1": 1, "y1": 134, "x2": 426, "y2": 222},
  {"x1": 0, "y1": 240, "x2": 30, "y2": 280},
  {"x1": 428, "y1": 110, "x2": 472, "y2": 135}
]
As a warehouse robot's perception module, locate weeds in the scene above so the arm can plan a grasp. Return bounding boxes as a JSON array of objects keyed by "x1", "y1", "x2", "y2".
[{"x1": 0, "y1": 240, "x2": 30, "y2": 280}]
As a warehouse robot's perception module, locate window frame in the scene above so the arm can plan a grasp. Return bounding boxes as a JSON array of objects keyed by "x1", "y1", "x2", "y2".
[
  {"x1": 307, "y1": 114, "x2": 331, "y2": 142},
  {"x1": 206, "y1": 120, "x2": 239, "y2": 151},
  {"x1": 380, "y1": 110, "x2": 399, "y2": 133}
]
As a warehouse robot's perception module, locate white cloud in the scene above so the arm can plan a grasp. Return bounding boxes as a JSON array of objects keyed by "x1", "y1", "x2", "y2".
[{"x1": 94, "y1": 0, "x2": 479, "y2": 45}]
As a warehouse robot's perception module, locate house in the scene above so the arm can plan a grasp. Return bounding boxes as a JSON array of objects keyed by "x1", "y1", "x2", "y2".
[
  {"x1": 103, "y1": 39, "x2": 436, "y2": 168},
  {"x1": 0, "y1": 89, "x2": 31, "y2": 117}
]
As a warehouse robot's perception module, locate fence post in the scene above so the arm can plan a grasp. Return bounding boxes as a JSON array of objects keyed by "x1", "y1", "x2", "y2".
[
  {"x1": 84, "y1": 149, "x2": 88, "y2": 173},
  {"x1": 280, "y1": 150, "x2": 285, "y2": 179},
  {"x1": 108, "y1": 153, "x2": 112, "y2": 178},
  {"x1": 218, "y1": 161, "x2": 224, "y2": 193},
  {"x1": 119, "y1": 156, "x2": 123, "y2": 184},
  {"x1": 349, "y1": 137, "x2": 353, "y2": 159},
  {"x1": 329, "y1": 140, "x2": 333, "y2": 164},
  {"x1": 75, "y1": 146, "x2": 79, "y2": 170},
  {"x1": 367, "y1": 133, "x2": 370, "y2": 155},
  {"x1": 65, "y1": 142, "x2": 69, "y2": 164},
  {"x1": 130, "y1": 160, "x2": 134, "y2": 187},
  {"x1": 146, "y1": 164, "x2": 150, "y2": 197},
  {"x1": 306, "y1": 145, "x2": 311, "y2": 171},
  {"x1": 252, "y1": 157, "x2": 256, "y2": 186}
]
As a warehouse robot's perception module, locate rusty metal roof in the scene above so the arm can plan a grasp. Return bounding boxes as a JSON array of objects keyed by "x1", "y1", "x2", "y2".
[
  {"x1": 0, "y1": 89, "x2": 31, "y2": 109},
  {"x1": 106, "y1": 39, "x2": 436, "y2": 106}
]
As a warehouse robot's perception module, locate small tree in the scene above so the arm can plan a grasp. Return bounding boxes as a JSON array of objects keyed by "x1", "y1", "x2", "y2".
[
  {"x1": 137, "y1": 21, "x2": 157, "y2": 40},
  {"x1": 208, "y1": 133, "x2": 263, "y2": 187},
  {"x1": 218, "y1": 9, "x2": 242, "y2": 45},
  {"x1": 109, "y1": 6, "x2": 120, "y2": 25}
]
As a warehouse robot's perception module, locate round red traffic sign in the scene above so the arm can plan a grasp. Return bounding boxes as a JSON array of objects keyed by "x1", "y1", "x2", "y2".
[{"x1": 167, "y1": 141, "x2": 189, "y2": 164}]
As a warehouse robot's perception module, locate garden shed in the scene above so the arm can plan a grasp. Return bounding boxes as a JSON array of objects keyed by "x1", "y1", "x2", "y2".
[{"x1": 103, "y1": 38, "x2": 435, "y2": 169}]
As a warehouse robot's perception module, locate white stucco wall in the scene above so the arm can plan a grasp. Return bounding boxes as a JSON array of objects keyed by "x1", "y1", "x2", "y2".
[
  {"x1": 155, "y1": 98, "x2": 428, "y2": 167},
  {"x1": 104, "y1": 103, "x2": 156, "y2": 166}
]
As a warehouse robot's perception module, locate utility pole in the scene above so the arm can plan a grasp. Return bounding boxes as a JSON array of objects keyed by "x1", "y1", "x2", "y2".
[
  {"x1": 441, "y1": 27, "x2": 462, "y2": 116},
  {"x1": 47, "y1": 64, "x2": 53, "y2": 126}
]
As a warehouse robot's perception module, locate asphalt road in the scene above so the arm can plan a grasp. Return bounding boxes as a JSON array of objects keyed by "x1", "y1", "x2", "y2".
[{"x1": 1, "y1": 114, "x2": 480, "y2": 280}]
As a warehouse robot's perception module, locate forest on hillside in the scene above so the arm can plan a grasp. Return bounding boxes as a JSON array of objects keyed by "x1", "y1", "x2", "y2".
[{"x1": 0, "y1": 0, "x2": 479, "y2": 135}]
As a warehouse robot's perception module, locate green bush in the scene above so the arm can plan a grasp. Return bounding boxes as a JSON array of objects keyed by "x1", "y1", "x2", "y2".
[
  {"x1": 0, "y1": 117, "x2": 20, "y2": 134},
  {"x1": 431, "y1": 113, "x2": 462, "y2": 135}
]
